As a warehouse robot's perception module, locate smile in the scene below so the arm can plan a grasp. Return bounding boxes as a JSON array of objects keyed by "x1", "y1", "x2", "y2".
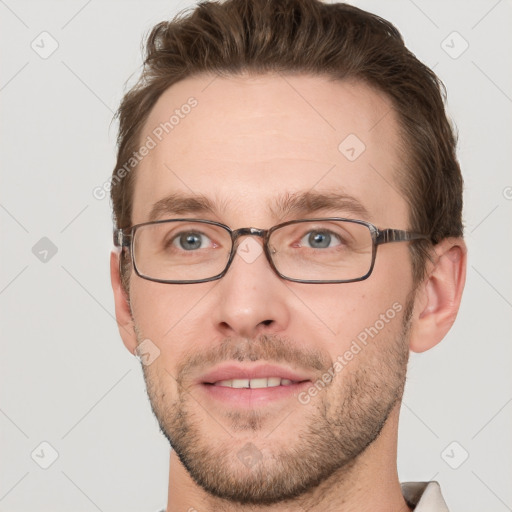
[{"x1": 211, "y1": 377, "x2": 301, "y2": 388}]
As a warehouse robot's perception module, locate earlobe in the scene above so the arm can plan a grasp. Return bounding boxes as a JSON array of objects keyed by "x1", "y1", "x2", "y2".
[
  {"x1": 409, "y1": 238, "x2": 467, "y2": 353},
  {"x1": 110, "y1": 250, "x2": 138, "y2": 355}
]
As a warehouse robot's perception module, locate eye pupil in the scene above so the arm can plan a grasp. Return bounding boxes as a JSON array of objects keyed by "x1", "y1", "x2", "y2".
[
  {"x1": 309, "y1": 231, "x2": 331, "y2": 248},
  {"x1": 180, "y1": 232, "x2": 202, "y2": 250}
]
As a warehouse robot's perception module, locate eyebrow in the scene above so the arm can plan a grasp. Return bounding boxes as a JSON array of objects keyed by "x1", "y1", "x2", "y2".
[
  {"x1": 269, "y1": 190, "x2": 370, "y2": 220},
  {"x1": 147, "y1": 190, "x2": 370, "y2": 223}
]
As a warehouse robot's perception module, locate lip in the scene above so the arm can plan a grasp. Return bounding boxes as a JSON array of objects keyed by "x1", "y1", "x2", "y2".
[
  {"x1": 196, "y1": 363, "x2": 314, "y2": 409},
  {"x1": 200, "y1": 380, "x2": 312, "y2": 407},
  {"x1": 198, "y1": 363, "x2": 314, "y2": 385}
]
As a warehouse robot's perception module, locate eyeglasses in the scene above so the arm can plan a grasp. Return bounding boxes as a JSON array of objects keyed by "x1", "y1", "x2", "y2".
[{"x1": 114, "y1": 218, "x2": 429, "y2": 284}]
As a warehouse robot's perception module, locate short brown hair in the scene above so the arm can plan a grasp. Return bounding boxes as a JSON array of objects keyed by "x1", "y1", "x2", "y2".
[{"x1": 111, "y1": 0, "x2": 463, "y2": 285}]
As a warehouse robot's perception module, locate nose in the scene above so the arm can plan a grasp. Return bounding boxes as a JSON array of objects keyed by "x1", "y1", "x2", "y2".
[{"x1": 210, "y1": 235, "x2": 291, "y2": 339}]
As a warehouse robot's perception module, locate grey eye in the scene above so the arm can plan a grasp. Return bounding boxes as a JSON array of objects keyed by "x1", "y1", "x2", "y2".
[
  {"x1": 301, "y1": 230, "x2": 341, "y2": 249},
  {"x1": 174, "y1": 232, "x2": 208, "y2": 250}
]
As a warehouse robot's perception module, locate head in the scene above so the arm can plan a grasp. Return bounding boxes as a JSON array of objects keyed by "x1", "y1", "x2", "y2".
[{"x1": 110, "y1": 0, "x2": 466, "y2": 506}]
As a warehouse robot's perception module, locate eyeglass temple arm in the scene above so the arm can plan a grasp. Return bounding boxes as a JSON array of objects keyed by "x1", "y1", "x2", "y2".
[
  {"x1": 113, "y1": 229, "x2": 131, "y2": 248},
  {"x1": 375, "y1": 229, "x2": 429, "y2": 245}
]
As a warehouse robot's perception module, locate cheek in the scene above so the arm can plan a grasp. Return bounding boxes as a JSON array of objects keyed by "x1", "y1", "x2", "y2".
[
  {"x1": 130, "y1": 280, "x2": 215, "y2": 358},
  {"x1": 294, "y1": 286, "x2": 399, "y2": 346},
  {"x1": 294, "y1": 255, "x2": 412, "y2": 349},
  {"x1": 130, "y1": 288, "x2": 187, "y2": 391}
]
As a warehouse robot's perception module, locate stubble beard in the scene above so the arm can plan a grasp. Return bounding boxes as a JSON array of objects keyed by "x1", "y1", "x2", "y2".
[{"x1": 135, "y1": 299, "x2": 413, "y2": 506}]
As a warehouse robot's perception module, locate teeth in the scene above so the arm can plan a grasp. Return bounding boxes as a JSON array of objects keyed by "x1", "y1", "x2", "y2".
[
  {"x1": 232, "y1": 379, "x2": 249, "y2": 388},
  {"x1": 213, "y1": 377, "x2": 298, "y2": 388},
  {"x1": 250, "y1": 378, "x2": 271, "y2": 389}
]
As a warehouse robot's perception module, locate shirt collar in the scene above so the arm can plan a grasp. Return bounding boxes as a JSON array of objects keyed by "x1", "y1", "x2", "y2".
[{"x1": 401, "y1": 481, "x2": 450, "y2": 511}]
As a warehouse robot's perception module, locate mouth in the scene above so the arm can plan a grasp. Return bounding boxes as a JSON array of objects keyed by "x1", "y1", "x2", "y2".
[
  {"x1": 199, "y1": 379, "x2": 312, "y2": 408},
  {"x1": 205, "y1": 377, "x2": 307, "y2": 388},
  {"x1": 197, "y1": 363, "x2": 313, "y2": 407}
]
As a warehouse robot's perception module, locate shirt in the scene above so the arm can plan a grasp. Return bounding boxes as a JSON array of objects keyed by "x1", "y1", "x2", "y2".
[
  {"x1": 402, "y1": 481, "x2": 450, "y2": 511},
  {"x1": 157, "y1": 480, "x2": 449, "y2": 511}
]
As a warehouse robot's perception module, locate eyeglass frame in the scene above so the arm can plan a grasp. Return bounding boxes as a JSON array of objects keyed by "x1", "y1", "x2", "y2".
[{"x1": 113, "y1": 217, "x2": 430, "y2": 285}]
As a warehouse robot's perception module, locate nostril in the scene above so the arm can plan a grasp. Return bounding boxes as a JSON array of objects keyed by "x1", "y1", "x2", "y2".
[{"x1": 261, "y1": 319, "x2": 273, "y2": 326}]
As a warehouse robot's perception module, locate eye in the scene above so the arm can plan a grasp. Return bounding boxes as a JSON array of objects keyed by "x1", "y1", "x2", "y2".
[
  {"x1": 299, "y1": 230, "x2": 342, "y2": 249},
  {"x1": 171, "y1": 231, "x2": 212, "y2": 251}
]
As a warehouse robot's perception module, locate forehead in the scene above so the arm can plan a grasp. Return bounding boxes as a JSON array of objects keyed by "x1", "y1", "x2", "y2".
[{"x1": 132, "y1": 73, "x2": 409, "y2": 227}]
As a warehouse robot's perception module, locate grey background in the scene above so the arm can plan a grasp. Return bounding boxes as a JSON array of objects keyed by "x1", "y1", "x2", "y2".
[{"x1": 1, "y1": 0, "x2": 511, "y2": 510}]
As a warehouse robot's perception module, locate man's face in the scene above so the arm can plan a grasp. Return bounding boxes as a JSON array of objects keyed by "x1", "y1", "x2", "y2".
[{"x1": 127, "y1": 74, "x2": 416, "y2": 504}]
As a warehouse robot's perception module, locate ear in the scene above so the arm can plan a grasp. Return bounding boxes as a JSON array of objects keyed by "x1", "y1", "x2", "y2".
[
  {"x1": 409, "y1": 238, "x2": 467, "y2": 353},
  {"x1": 110, "y1": 250, "x2": 138, "y2": 355}
]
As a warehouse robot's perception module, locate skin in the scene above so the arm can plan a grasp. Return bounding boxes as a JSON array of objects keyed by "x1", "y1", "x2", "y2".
[{"x1": 111, "y1": 73, "x2": 467, "y2": 512}]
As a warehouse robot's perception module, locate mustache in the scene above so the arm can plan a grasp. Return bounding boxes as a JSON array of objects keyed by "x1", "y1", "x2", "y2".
[{"x1": 175, "y1": 333, "x2": 332, "y2": 385}]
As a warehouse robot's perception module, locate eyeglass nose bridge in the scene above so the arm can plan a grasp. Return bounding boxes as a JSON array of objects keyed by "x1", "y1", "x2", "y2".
[
  {"x1": 231, "y1": 226, "x2": 268, "y2": 242},
  {"x1": 230, "y1": 226, "x2": 272, "y2": 257},
  {"x1": 224, "y1": 226, "x2": 279, "y2": 276}
]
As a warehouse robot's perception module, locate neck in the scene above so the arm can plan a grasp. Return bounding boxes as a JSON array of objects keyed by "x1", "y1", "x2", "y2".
[{"x1": 164, "y1": 405, "x2": 411, "y2": 512}]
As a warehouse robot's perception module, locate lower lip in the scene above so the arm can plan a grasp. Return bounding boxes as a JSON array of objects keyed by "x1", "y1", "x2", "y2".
[{"x1": 199, "y1": 381, "x2": 311, "y2": 407}]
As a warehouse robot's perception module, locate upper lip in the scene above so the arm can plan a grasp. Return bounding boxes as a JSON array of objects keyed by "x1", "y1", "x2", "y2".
[{"x1": 198, "y1": 363, "x2": 314, "y2": 384}]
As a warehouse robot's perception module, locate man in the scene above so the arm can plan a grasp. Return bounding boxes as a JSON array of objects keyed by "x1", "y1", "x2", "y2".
[{"x1": 110, "y1": 0, "x2": 466, "y2": 510}]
